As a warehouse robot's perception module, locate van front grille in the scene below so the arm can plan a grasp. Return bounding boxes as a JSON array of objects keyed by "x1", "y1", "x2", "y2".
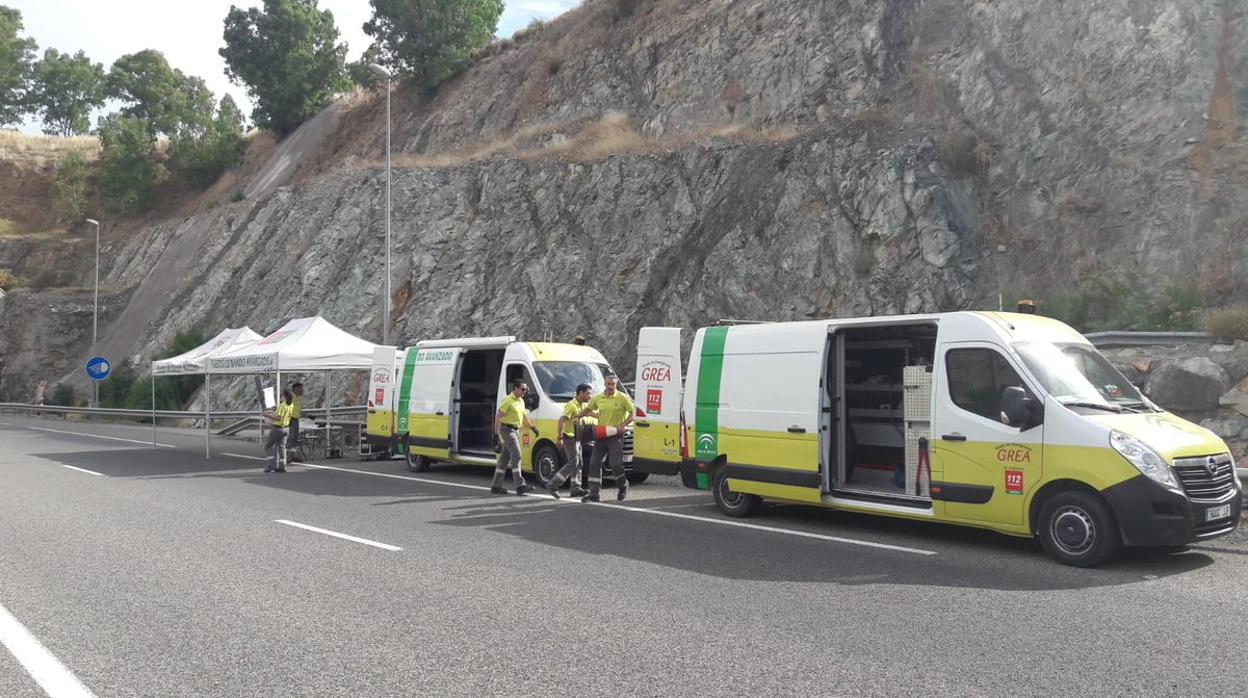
[{"x1": 1172, "y1": 453, "x2": 1237, "y2": 502}]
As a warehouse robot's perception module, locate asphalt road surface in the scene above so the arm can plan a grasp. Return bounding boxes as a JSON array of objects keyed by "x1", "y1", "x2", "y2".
[{"x1": 2, "y1": 415, "x2": 1246, "y2": 697}]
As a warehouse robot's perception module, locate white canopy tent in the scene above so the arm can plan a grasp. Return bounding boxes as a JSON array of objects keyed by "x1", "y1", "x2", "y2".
[
  {"x1": 152, "y1": 327, "x2": 263, "y2": 376},
  {"x1": 201, "y1": 316, "x2": 378, "y2": 459},
  {"x1": 146, "y1": 327, "x2": 263, "y2": 449}
]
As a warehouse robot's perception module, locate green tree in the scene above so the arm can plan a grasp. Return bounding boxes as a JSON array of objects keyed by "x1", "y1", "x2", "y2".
[
  {"x1": 51, "y1": 150, "x2": 90, "y2": 223},
  {"x1": 97, "y1": 113, "x2": 163, "y2": 212},
  {"x1": 0, "y1": 5, "x2": 38, "y2": 127},
  {"x1": 220, "y1": 0, "x2": 348, "y2": 134},
  {"x1": 363, "y1": 0, "x2": 503, "y2": 91},
  {"x1": 169, "y1": 94, "x2": 247, "y2": 185},
  {"x1": 346, "y1": 43, "x2": 383, "y2": 89},
  {"x1": 107, "y1": 49, "x2": 214, "y2": 137},
  {"x1": 27, "y1": 48, "x2": 106, "y2": 136}
]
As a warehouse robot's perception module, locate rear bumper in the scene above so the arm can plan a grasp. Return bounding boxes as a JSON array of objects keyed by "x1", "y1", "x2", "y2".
[{"x1": 1102, "y1": 475, "x2": 1241, "y2": 547}]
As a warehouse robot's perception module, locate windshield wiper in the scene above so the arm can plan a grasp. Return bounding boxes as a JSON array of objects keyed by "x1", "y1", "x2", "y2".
[{"x1": 1060, "y1": 401, "x2": 1126, "y2": 413}]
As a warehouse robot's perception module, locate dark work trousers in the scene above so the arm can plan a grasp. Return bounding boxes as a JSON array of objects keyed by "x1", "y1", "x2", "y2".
[
  {"x1": 587, "y1": 434, "x2": 625, "y2": 497},
  {"x1": 264, "y1": 425, "x2": 288, "y2": 471},
  {"x1": 492, "y1": 425, "x2": 527, "y2": 490}
]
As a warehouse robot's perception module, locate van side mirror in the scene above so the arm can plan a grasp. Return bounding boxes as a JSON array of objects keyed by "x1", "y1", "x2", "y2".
[{"x1": 1001, "y1": 386, "x2": 1039, "y2": 429}]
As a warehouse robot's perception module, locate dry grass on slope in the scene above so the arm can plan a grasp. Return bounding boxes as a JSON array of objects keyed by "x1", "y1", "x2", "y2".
[
  {"x1": 0, "y1": 130, "x2": 100, "y2": 169},
  {"x1": 379, "y1": 112, "x2": 802, "y2": 171}
]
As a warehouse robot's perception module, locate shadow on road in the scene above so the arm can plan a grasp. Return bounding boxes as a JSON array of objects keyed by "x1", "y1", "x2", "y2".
[{"x1": 31, "y1": 446, "x2": 1223, "y2": 591}]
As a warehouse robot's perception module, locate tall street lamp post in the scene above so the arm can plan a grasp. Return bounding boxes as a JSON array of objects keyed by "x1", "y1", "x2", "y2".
[
  {"x1": 86, "y1": 218, "x2": 100, "y2": 407},
  {"x1": 369, "y1": 63, "x2": 394, "y2": 346}
]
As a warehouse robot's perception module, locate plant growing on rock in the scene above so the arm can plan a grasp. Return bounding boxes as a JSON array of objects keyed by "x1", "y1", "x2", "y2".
[
  {"x1": 1203, "y1": 306, "x2": 1248, "y2": 343},
  {"x1": 364, "y1": 0, "x2": 504, "y2": 91},
  {"x1": 0, "y1": 5, "x2": 38, "y2": 127},
  {"x1": 51, "y1": 150, "x2": 90, "y2": 224}
]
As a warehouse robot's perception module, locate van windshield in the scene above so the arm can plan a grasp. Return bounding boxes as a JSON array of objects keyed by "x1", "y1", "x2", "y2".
[
  {"x1": 1013, "y1": 342, "x2": 1149, "y2": 410},
  {"x1": 533, "y1": 362, "x2": 615, "y2": 400}
]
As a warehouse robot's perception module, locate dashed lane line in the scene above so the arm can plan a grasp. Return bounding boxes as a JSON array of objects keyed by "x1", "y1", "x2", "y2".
[
  {"x1": 273, "y1": 519, "x2": 403, "y2": 551},
  {"x1": 225, "y1": 453, "x2": 937, "y2": 556},
  {"x1": 27, "y1": 426, "x2": 177, "y2": 449},
  {"x1": 0, "y1": 600, "x2": 96, "y2": 698},
  {"x1": 60, "y1": 465, "x2": 103, "y2": 477}
]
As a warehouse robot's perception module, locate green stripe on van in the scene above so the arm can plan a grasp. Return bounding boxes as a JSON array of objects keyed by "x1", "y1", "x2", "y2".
[
  {"x1": 694, "y1": 326, "x2": 728, "y2": 464},
  {"x1": 396, "y1": 350, "x2": 419, "y2": 437}
]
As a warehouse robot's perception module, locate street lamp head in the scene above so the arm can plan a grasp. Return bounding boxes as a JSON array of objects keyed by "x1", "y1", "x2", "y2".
[
  {"x1": 85, "y1": 218, "x2": 99, "y2": 226},
  {"x1": 368, "y1": 63, "x2": 392, "y2": 79}
]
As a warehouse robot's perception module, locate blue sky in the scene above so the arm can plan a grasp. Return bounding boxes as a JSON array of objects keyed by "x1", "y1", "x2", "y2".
[{"x1": 8, "y1": 0, "x2": 581, "y2": 134}]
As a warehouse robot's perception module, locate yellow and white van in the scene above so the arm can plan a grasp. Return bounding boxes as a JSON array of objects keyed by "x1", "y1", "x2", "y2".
[
  {"x1": 632, "y1": 312, "x2": 1241, "y2": 566},
  {"x1": 366, "y1": 337, "x2": 636, "y2": 486}
]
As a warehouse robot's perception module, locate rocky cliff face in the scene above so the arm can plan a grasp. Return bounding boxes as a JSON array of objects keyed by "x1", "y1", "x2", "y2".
[{"x1": 3, "y1": 0, "x2": 1247, "y2": 410}]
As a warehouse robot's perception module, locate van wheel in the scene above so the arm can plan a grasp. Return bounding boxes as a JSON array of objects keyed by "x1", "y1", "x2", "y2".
[
  {"x1": 1037, "y1": 491, "x2": 1120, "y2": 567},
  {"x1": 531, "y1": 444, "x2": 560, "y2": 488},
  {"x1": 406, "y1": 449, "x2": 431, "y2": 473},
  {"x1": 625, "y1": 472, "x2": 649, "y2": 485},
  {"x1": 713, "y1": 467, "x2": 761, "y2": 518}
]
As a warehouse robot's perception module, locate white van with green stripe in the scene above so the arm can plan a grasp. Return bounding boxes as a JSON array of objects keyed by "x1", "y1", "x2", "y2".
[{"x1": 632, "y1": 313, "x2": 1240, "y2": 566}]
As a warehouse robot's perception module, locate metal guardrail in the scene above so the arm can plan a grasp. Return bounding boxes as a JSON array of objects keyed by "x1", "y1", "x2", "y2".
[
  {"x1": 1084, "y1": 331, "x2": 1216, "y2": 348},
  {"x1": 0, "y1": 403, "x2": 366, "y2": 420}
]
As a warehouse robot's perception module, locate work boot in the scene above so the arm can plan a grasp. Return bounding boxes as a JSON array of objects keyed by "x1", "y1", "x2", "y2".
[
  {"x1": 617, "y1": 480, "x2": 629, "y2": 501},
  {"x1": 548, "y1": 486, "x2": 561, "y2": 499},
  {"x1": 490, "y1": 486, "x2": 508, "y2": 495},
  {"x1": 516, "y1": 485, "x2": 532, "y2": 496},
  {"x1": 276, "y1": 466, "x2": 287, "y2": 473},
  {"x1": 581, "y1": 492, "x2": 600, "y2": 503},
  {"x1": 570, "y1": 487, "x2": 588, "y2": 498},
  {"x1": 263, "y1": 466, "x2": 275, "y2": 473}
]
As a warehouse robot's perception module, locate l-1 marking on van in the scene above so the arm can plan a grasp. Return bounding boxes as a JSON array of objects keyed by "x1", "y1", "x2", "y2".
[{"x1": 633, "y1": 312, "x2": 1241, "y2": 566}]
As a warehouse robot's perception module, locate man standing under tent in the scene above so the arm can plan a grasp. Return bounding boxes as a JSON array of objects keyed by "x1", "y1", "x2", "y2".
[
  {"x1": 546, "y1": 383, "x2": 594, "y2": 499},
  {"x1": 577, "y1": 374, "x2": 634, "y2": 502},
  {"x1": 263, "y1": 390, "x2": 295, "y2": 473},
  {"x1": 491, "y1": 379, "x2": 538, "y2": 495},
  {"x1": 288, "y1": 382, "x2": 305, "y2": 459}
]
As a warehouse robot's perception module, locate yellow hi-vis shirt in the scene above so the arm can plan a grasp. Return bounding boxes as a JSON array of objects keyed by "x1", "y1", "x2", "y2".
[
  {"x1": 587, "y1": 391, "x2": 634, "y2": 428},
  {"x1": 561, "y1": 399, "x2": 596, "y2": 437},
  {"x1": 291, "y1": 394, "x2": 301, "y2": 419},
  {"x1": 498, "y1": 393, "x2": 526, "y2": 428},
  {"x1": 272, "y1": 401, "x2": 294, "y2": 428}
]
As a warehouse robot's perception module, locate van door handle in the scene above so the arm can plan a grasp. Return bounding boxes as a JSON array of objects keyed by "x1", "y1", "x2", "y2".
[
  {"x1": 435, "y1": 411, "x2": 444, "y2": 416},
  {"x1": 941, "y1": 433, "x2": 967, "y2": 442},
  {"x1": 788, "y1": 426, "x2": 806, "y2": 434},
  {"x1": 634, "y1": 421, "x2": 650, "y2": 427}
]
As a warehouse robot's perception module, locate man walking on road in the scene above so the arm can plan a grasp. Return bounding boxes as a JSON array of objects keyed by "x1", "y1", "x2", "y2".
[
  {"x1": 578, "y1": 375, "x2": 634, "y2": 502},
  {"x1": 264, "y1": 390, "x2": 295, "y2": 473},
  {"x1": 547, "y1": 383, "x2": 595, "y2": 499},
  {"x1": 492, "y1": 379, "x2": 538, "y2": 495}
]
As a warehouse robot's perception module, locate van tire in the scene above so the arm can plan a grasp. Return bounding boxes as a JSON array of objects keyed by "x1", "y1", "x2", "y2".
[
  {"x1": 712, "y1": 467, "x2": 761, "y2": 518},
  {"x1": 1037, "y1": 490, "x2": 1120, "y2": 567},
  {"x1": 406, "y1": 449, "x2": 431, "y2": 473},
  {"x1": 625, "y1": 472, "x2": 649, "y2": 485},
  {"x1": 531, "y1": 444, "x2": 560, "y2": 488}
]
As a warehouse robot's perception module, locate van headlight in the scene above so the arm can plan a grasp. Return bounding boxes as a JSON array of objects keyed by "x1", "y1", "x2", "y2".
[{"x1": 1110, "y1": 431, "x2": 1180, "y2": 490}]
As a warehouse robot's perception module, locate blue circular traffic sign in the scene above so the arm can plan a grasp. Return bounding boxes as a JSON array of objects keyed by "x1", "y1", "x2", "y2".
[{"x1": 85, "y1": 355, "x2": 112, "y2": 382}]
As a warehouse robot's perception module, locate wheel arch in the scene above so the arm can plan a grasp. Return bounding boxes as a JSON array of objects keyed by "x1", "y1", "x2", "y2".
[{"x1": 1028, "y1": 478, "x2": 1104, "y2": 536}]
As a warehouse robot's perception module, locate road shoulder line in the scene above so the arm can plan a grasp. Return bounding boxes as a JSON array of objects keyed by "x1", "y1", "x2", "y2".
[{"x1": 0, "y1": 601, "x2": 96, "y2": 698}]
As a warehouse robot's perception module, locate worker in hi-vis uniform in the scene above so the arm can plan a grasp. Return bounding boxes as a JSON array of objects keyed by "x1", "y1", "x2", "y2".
[
  {"x1": 288, "y1": 382, "x2": 304, "y2": 458},
  {"x1": 546, "y1": 382, "x2": 595, "y2": 499},
  {"x1": 577, "y1": 374, "x2": 634, "y2": 502},
  {"x1": 491, "y1": 379, "x2": 538, "y2": 495},
  {"x1": 263, "y1": 389, "x2": 294, "y2": 473}
]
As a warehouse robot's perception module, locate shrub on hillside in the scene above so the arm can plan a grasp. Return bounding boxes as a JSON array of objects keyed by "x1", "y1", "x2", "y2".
[
  {"x1": 47, "y1": 383, "x2": 77, "y2": 407},
  {"x1": 51, "y1": 150, "x2": 90, "y2": 224},
  {"x1": 169, "y1": 95, "x2": 247, "y2": 186},
  {"x1": 1203, "y1": 306, "x2": 1248, "y2": 342},
  {"x1": 97, "y1": 113, "x2": 164, "y2": 213},
  {"x1": 364, "y1": 0, "x2": 504, "y2": 91}
]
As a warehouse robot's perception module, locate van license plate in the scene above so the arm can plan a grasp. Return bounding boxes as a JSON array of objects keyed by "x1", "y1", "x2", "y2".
[{"x1": 1206, "y1": 504, "x2": 1232, "y2": 522}]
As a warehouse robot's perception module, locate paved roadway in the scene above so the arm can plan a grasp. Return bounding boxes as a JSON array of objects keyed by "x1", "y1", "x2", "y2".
[{"x1": 1, "y1": 414, "x2": 1246, "y2": 697}]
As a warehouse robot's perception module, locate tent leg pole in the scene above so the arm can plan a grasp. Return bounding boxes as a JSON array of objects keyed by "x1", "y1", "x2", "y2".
[
  {"x1": 151, "y1": 375, "x2": 157, "y2": 448},
  {"x1": 205, "y1": 370, "x2": 212, "y2": 459},
  {"x1": 324, "y1": 370, "x2": 331, "y2": 458}
]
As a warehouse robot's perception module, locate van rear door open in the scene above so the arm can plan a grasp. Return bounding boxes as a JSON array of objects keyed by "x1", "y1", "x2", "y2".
[
  {"x1": 407, "y1": 347, "x2": 464, "y2": 460},
  {"x1": 633, "y1": 327, "x2": 683, "y2": 475},
  {"x1": 367, "y1": 346, "x2": 398, "y2": 439}
]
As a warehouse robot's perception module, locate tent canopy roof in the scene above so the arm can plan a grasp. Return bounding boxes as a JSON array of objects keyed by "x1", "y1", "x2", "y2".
[
  {"x1": 151, "y1": 327, "x2": 263, "y2": 376},
  {"x1": 206, "y1": 316, "x2": 376, "y2": 373}
]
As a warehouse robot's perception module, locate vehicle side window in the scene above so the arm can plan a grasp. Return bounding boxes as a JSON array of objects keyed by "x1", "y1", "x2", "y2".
[
  {"x1": 506, "y1": 364, "x2": 539, "y2": 410},
  {"x1": 946, "y1": 348, "x2": 1025, "y2": 422}
]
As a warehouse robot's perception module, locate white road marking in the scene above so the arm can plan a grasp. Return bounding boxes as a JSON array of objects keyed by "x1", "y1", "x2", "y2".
[
  {"x1": 60, "y1": 465, "x2": 103, "y2": 477},
  {"x1": 273, "y1": 519, "x2": 403, "y2": 552},
  {"x1": 27, "y1": 427, "x2": 176, "y2": 449},
  {"x1": 225, "y1": 454, "x2": 935, "y2": 556},
  {"x1": 0, "y1": 421, "x2": 12, "y2": 426},
  {"x1": 0, "y1": 601, "x2": 96, "y2": 698}
]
